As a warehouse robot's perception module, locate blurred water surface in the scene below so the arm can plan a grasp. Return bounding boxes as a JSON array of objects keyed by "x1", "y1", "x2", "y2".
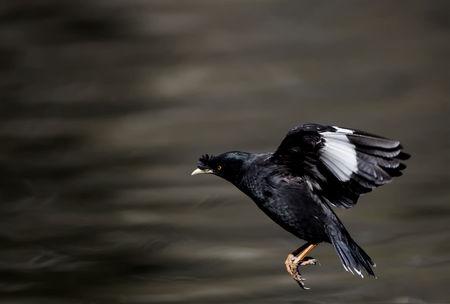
[{"x1": 0, "y1": 1, "x2": 449, "y2": 303}]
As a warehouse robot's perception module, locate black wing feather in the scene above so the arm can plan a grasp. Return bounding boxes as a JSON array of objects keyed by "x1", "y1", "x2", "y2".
[{"x1": 271, "y1": 123, "x2": 409, "y2": 208}]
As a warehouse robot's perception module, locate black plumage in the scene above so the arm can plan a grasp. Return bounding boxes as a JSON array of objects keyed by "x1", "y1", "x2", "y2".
[{"x1": 192, "y1": 123, "x2": 409, "y2": 288}]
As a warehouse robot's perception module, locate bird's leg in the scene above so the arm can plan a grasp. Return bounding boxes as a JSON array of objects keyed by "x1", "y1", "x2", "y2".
[{"x1": 285, "y1": 243, "x2": 319, "y2": 289}]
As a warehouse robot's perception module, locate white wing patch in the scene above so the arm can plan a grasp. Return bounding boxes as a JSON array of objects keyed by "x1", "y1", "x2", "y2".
[
  {"x1": 332, "y1": 126, "x2": 353, "y2": 134},
  {"x1": 319, "y1": 129, "x2": 357, "y2": 182}
]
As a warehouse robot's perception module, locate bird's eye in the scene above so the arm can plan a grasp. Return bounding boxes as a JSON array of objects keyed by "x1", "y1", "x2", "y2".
[{"x1": 216, "y1": 165, "x2": 222, "y2": 171}]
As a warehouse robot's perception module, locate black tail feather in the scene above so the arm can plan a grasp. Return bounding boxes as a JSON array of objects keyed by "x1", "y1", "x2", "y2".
[{"x1": 327, "y1": 223, "x2": 376, "y2": 278}]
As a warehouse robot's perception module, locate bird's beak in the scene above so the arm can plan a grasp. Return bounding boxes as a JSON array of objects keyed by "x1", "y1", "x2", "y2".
[{"x1": 191, "y1": 168, "x2": 213, "y2": 176}]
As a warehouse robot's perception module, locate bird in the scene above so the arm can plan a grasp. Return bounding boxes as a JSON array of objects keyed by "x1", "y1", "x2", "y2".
[{"x1": 191, "y1": 123, "x2": 409, "y2": 289}]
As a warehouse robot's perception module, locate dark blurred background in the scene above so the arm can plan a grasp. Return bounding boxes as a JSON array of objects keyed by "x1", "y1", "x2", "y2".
[{"x1": 0, "y1": 1, "x2": 449, "y2": 303}]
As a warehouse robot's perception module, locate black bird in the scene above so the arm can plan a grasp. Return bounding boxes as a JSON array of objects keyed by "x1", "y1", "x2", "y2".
[{"x1": 191, "y1": 123, "x2": 409, "y2": 289}]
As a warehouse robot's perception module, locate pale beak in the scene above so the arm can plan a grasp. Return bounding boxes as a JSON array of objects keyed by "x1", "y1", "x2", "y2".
[{"x1": 191, "y1": 168, "x2": 213, "y2": 176}]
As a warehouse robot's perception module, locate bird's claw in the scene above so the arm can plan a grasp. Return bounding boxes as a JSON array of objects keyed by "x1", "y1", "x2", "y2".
[
  {"x1": 300, "y1": 256, "x2": 320, "y2": 266},
  {"x1": 285, "y1": 254, "x2": 319, "y2": 290},
  {"x1": 296, "y1": 279, "x2": 310, "y2": 290},
  {"x1": 292, "y1": 270, "x2": 309, "y2": 290}
]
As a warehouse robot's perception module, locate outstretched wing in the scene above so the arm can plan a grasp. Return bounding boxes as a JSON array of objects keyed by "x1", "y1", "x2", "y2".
[{"x1": 271, "y1": 123, "x2": 409, "y2": 208}]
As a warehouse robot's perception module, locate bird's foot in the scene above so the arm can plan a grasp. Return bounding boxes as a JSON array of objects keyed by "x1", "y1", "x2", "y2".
[
  {"x1": 285, "y1": 254, "x2": 318, "y2": 290},
  {"x1": 300, "y1": 256, "x2": 320, "y2": 266}
]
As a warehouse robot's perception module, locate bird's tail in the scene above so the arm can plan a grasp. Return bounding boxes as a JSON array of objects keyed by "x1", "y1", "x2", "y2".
[{"x1": 328, "y1": 224, "x2": 376, "y2": 278}]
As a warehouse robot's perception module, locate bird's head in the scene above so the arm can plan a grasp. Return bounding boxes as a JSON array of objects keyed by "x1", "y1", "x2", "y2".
[{"x1": 191, "y1": 151, "x2": 250, "y2": 184}]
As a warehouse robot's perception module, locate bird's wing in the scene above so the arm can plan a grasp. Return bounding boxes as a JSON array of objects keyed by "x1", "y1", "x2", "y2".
[{"x1": 271, "y1": 123, "x2": 409, "y2": 208}]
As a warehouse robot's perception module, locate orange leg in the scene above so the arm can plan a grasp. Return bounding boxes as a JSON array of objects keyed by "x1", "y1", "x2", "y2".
[{"x1": 284, "y1": 243, "x2": 319, "y2": 289}]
